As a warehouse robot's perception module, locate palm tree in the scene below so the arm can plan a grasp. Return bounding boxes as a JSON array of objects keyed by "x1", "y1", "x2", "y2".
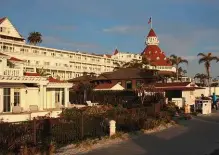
[
  {"x1": 197, "y1": 52, "x2": 219, "y2": 95},
  {"x1": 36, "y1": 67, "x2": 50, "y2": 76},
  {"x1": 27, "y1": 32, "x2": 42, "y2": 45},
  {"x1": 169, "y1": 55, "x2": 188, "y2": 81}
]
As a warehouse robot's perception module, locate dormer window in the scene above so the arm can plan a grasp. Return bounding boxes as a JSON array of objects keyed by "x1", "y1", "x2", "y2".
[
  {"x1": 164, "y1": 57, "x2": 166, "y2": 60},
  {"x1": 155, "y1": 51, "x2": 157, "y2": 53},
  {"x1": 149, "y1": 51, "x2": 151, "y2": 54},
  {"x1": 156, "y1": 57, "x2": 160, "y2": 60}
]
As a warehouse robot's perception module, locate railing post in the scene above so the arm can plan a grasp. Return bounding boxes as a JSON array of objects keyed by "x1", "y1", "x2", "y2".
[{"x1": 33, "y1": 118, "x2": 37, "y2": 145}]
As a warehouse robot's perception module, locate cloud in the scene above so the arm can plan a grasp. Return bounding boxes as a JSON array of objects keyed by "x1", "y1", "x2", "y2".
[
  {"x1": 43, "y1": 36, "x2": 100, "y2": 51},
  {"x1": 103, "y1": 25, "x2": 145, "y2": 34}
]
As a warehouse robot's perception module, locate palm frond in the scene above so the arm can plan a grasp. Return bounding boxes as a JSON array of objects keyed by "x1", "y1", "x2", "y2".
[
  {"x1": 198, "y1": 58, "x2": 207, "y2": 64},
  {"x1": 209, "y1": 56, "x2": 218, "y2": 61},
  {"x1": 179, "y1": 59, "x2": 188, "y2": 65},
  {"x1": 197, "y1": 53, "x2": 206, "y2": 57}
]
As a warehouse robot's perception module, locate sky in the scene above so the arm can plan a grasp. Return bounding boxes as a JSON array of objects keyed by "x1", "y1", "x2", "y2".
[{"x1": 1, "y1": 0, "x2": 219, "y2": 77}]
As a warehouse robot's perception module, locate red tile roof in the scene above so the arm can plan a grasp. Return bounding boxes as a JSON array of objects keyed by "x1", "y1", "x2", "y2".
[
  {"x1": 157, "y1": 87, "x2": 196, "y2": 91},
  {"x1": 24, "y1": 72, "x2": 41, "y2": 76},
  {"x1": 150, "y1": 82, "x2": 202, "y2": 91},
  {"x1": 154, "y1": 82, "x2": 191, "y2": 87},
  {"x1": 141, "y1": 45, "x2": 172, "y2": 66},
  {"x1": 9, "y1": 57, "x2": 23, "y2": 62},
  {"x1": 48, "y1": 76, "x2": 65, "y2": 83},
  {"x1": 94, "y1": 83, "x2": 116, "y2": 89},
  {"x1": 105, "y1": 54, "x2": 112, "y2": 58},
  {"x1": 0, "y1": 17, "x2": 6, "y2": 24},
  {"x1": 147, "y1": 29, "x2": 157, "y2": 37}
]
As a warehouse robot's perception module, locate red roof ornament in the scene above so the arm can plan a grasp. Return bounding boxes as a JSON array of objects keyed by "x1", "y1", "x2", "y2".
[
  {"x1": 0, "y1": 17, "x2": 6, "y2": 24},
  {"x1": 113, "y1": 49, "x2": 119, "y2": 55},
  {"x1": 147, "y1": 29, "x2": 157, "y2": 37}
]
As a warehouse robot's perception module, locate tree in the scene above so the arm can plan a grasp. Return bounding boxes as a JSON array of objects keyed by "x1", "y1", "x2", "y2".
[
  {"x1": 36, "y1": 67, "x2": 50, "y2": 76},
  {"x1": 169, "y1": 55, "x2": 188, "y2": 81},
  {"x1": 197, "y1": 52, "x2": 219, "y2": 95},
  {"x1": 27, "y1": 32, "x2": 42, "y2": 45},
  {"x1": 113, "y1": 55, "x2": 151, "y2": 71},
  {"x1": 77, "y1": 82, "x2": 94, "y2": 103},
  {"x1": 194, "y1": 73, "x2": 208, "y2": 86}
]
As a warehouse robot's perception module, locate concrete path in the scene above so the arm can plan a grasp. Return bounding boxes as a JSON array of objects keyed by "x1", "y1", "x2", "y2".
[{"x1": 84, "y1": 114, "x2": 219, "y2": 155}]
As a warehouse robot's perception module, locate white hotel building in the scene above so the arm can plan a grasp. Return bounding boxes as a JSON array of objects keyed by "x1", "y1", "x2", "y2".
[{"x1": 0, "y1": 17, "x2": 127, "y2": 80}]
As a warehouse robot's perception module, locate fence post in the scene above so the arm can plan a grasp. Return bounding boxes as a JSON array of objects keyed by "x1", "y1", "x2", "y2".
[
  {"x1": 33, "y1": 118, "x2": 37, "y2": 145},
  {"x1": 109, "y1": 120, "x2": 116, "y2": 136},
  {"x1": 81, "y1": 112, "x2": 84, "y2": 140}
]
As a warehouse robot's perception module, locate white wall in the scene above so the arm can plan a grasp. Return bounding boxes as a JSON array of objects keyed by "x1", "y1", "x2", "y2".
[
  {"x1": 25, "y1": 88, "x2": 40, "y2": 111},
  {"x1": 0, "y1": 110, "x2": 62, "y2": 122},
  {"x1": 182, "y1": 90, "x2": 195, "y2": 105}
]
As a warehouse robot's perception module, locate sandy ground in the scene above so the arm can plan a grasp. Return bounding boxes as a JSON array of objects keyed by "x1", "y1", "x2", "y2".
[{"x1": 55, "y1": 122, "x2": 175, "y2": 155}]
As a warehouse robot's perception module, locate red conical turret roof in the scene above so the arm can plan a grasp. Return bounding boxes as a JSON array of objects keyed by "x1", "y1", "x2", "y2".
[
  {"x1": 147, "y1": 29, "x2": 157, "y2": 37},
  {"x1": 142, "y1": 29, "x2": 172, "y2": 66}
]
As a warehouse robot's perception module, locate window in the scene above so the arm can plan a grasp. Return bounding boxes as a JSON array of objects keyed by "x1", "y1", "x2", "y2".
[
  {"x1": 62, "y1": 90, "x2": 64, "y2": 106},
  {"x1": 44, "y1": 62, "x2": 50, "y2": 65},
  {"x1": 36, "y1": 61, "x2": 39, "y2": 65},
  {"x1": 55, "y1": 88, "x2": 60, "y2": 103},
  {"x1": 126, "y1": 81, "x2": 132, "y2": 89},
  {"x1": 3, "y1": 88, "x2": 11, "y2": 112},
  {"x1": 14, "y1": 89, "x2": 20, "y2": 106},
  {"x1": 156, "y1": 57, "x2": 160, "y2": 60}
]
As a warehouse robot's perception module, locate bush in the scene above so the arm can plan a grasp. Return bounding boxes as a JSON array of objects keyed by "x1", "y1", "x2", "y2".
[{"x1": 163, "y1": 102, "x2": 178, "y2": 116}]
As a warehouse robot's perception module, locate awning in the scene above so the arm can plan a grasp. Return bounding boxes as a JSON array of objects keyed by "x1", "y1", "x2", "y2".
[{"x1": 0, "y1": 83, "x2": 27, "y2": 88}]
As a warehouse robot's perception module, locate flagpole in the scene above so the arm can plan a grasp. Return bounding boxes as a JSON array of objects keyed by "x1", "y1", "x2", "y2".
[{"x1": 151, "y1": 16, "x2": 152, "y2": 29}]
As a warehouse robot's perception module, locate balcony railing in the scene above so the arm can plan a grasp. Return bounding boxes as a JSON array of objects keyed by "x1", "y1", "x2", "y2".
[{"x1": 3, "y1": 68, "x2": 21, "y2": 76}]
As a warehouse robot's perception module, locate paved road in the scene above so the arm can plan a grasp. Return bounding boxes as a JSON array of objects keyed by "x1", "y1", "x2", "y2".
[{"x1": 84, "y1": 113, "x2": 219, "y2": 155}]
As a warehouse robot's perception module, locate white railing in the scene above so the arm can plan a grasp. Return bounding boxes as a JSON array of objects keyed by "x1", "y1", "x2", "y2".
[{"x1": 3, "y1": 68, "x2": 21, "y2": 76}]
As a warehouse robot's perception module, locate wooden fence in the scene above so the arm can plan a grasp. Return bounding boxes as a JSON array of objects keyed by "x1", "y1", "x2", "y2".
[{"x1": 0, "y1": 107, "x2": 154, "y2": 153}]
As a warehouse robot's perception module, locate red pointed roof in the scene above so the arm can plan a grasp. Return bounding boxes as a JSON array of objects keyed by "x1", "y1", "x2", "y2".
[
  {"x1": 113, "y1": 49, "x2": 119, "y2": 55},
  {"x1": 0, "y1": 17, "x2": 6, "y2": 24},
  {"x1": 141, "y1": 45, "x2": 172, "y2": 66},
  {"x1": 48, "y1": 76, "x2": 65, "y2": 83},
  {"x1": 147, "y1": 29, "x2": 157, "y2": 37},
  {"x1": 105, "y1": 54, "x2": 111, "y2": 58},
  {"x1": 24, "y1": 72, "x2": 41, "y2": 76},
  {"x1": 9, "y1": 57, "x2": 23, "y2": 62},
  {"x1": 94, "y1": 83, "x2": 117, "y2": 89}
]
